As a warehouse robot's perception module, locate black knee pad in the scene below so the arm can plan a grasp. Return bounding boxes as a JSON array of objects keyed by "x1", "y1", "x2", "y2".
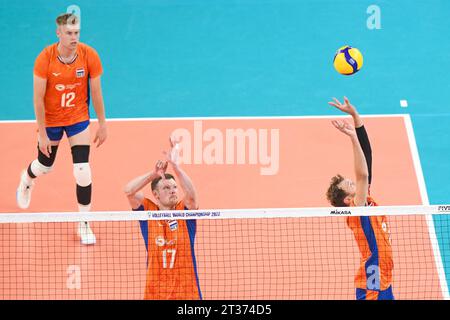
[
  {"x1": 28, "y1": 145, "x2": 59, "y2": 178},
  {"x1": 77, "y1": 184, "x2": 92, "y2": 205},
  {"x1": 71, "y1": 145, "x2": 90, "y2": 164},
  {"x1": 37, "y1": 145, "x2": 59, "y2": 167}
]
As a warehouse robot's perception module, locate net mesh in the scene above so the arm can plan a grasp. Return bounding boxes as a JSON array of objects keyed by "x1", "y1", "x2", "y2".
[{"x1": 0, "y1": 206, "x2": 449, "y2": 300}]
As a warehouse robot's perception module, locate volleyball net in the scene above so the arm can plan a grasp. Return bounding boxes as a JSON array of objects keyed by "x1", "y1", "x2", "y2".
[{"x1": 1, "y1": 204, "x2": 449, "y2": 300}]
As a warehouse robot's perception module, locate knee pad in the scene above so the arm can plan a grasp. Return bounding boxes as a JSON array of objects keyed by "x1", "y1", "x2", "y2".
[
  {"x1": 71, "y1": 145, "x2": 90, "y2": 164},
  {"x1": 73, "y1": 163, "x2": 92, "y2": 187},
  {"x1": 29, "y1": 159, "x2": 53, "y2": 177},
  {"x1": 28, "y1": 145, "x2": 58, "y2": 178},
  {"x1": 37, "y1": 145, "x2": 59, "y2": 166},
  {"x1": 71, "y1": 146, "x2": 92, "y2": 204},
  {"x1": 77, "y1": 184, "x2": 92, "y2": 206}
]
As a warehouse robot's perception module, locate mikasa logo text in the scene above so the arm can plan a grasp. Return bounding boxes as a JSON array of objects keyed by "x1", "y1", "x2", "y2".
[{"x1": 330, "y1": 210, "x2": 352, "y2": 215}]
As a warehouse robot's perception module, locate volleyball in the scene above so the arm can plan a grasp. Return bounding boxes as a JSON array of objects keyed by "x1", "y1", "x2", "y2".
[{"x1": 333, "y1": 45, "x2": 364, "y2": 75}]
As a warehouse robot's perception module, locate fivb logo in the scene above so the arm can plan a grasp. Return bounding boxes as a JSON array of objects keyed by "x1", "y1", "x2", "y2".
[
  {"x1": 438, "y1": 205, "x2": 450, "y2": 213},
  {"x1": 171, "y1": 121, "x2": 280, "y2": 175}
]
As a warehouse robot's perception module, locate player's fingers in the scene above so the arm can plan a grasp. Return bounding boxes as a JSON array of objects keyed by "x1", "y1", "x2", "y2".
[
  {"x1": 160, "y1": 167, "x2": 166, "y2": 180},
  {"x1": 333, "y1": 119, "x2": 343, "y2": 125},
  {"x1": 328, "y1": 102, "x2": 339, "y2": 108},
  {"x1": 332, "y1": 97, "x2": 341, "y2": 106},
  {"x1": 335, "y1": 121, "x2": 345, "y2": 130},
  {"x1": 40, "y1": 145, "x2": 49, "y2": 158},
  {"x1": 343, "y1": 96, "x2": 350, "y2": 105}
]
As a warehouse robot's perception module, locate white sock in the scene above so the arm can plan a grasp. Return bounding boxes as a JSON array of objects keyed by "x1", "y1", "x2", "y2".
[
  {"x1": 78, "y1": 204, "x2": 91, "y2": 212},
  {"x1": 78, "y1": 204, "x2": 91, "y2": 227},
  {"x1": 22, "y1": 170, "x2": 33, "y2": 185}
]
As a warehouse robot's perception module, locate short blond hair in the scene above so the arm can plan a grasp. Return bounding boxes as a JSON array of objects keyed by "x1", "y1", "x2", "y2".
[{"x1": 56, "y1": 13, "x2": 79, "y2": 27}]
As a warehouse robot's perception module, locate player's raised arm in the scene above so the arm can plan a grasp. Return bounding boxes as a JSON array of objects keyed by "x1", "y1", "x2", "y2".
[
  {"x1": 331, "y1": 120, "x2": 369, "y2": 206},
  {"x1": 329, "y1": 97, "x2": 372, "y2": 185},
  {"x1": 164, "y1": 138, "x2": 198, "y2": 210},
  {"x1": 124, "y1": 160, "x2": 168, "y2": 209}
]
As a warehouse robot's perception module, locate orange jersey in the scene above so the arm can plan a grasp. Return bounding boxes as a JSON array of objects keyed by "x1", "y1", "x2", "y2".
[
  {"x1": 139, "y1": 198, "x2": 201, "y2": 300},
  {"x1": 33, "y1": 42, "x2": 103, "y2": 127},
  {"x1": 347, "y1": 196, "x2": 393, "y2": 291}
]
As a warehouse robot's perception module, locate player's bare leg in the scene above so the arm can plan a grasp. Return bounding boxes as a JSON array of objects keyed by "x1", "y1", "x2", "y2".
[{"x1": 69, "y1": 126, "x2": 96, "y2": 245}]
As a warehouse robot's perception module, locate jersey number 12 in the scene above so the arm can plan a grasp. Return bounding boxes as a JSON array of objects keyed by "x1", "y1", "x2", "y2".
[{"x1": 61, "y1": 92, "x2": 76, "y2": 107}]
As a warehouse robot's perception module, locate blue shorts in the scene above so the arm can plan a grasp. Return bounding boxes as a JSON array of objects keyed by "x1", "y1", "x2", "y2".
[
  {"x1": 46, "y1": 120, "x2": 90, "y2": 141},
  {"x1": 356, "y1": 286, "x2": 395, "y2": 300}
]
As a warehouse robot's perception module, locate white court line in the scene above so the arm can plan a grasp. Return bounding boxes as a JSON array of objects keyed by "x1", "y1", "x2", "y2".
[
  {"x1": 0, "y1": 114, "x2": 407, "y2": 124},
  {"x1": 404, "y1": 114, "x2": 450, "y2": 300}
]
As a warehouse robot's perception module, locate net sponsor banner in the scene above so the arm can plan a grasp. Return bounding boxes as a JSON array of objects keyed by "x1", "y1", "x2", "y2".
[{"x1": 0, "y1": 204, "x2": 449, "y2": 223}]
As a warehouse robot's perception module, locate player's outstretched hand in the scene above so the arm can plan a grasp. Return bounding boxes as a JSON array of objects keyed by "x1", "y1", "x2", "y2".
[
  {"x1": 154, "y1": 160, "x2": 168, "y2": 179},
  {"x1": 328, "y1": 97, "x2": 357, "y2": 116},
  {"x1": 163, "y1": 137, "x2": 181, "y2": 167},
  {"x1": 332, "y1": 119, "x2": 357, "y2": 137},
  {"x1": 94, "y1": 123, "x2": 108, "y2": 148}
]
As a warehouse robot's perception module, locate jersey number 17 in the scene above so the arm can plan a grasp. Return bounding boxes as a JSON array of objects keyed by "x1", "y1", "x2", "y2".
[{"x1": 162, "y1": 249, "x2": 177, "y2": 269}]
